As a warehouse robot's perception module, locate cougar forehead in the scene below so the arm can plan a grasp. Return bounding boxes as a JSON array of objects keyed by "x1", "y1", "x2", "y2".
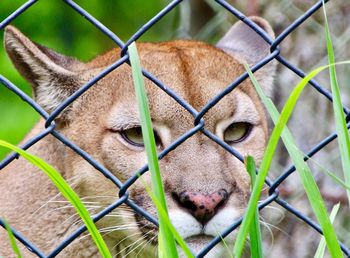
[{"x1": 75, "y1": 40, "x2": 266, "y2": 135}]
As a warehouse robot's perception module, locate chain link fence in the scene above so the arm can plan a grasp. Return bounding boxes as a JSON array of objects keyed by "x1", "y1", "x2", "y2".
[{"x1": 0, "y1": 0, "x2": 349, "y2": 257}]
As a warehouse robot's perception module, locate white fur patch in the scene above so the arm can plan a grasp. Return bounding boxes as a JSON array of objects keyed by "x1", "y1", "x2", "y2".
[
  {"x1": 177, "y1": 242, "x2": 229, "y2": 258},
  {"x1": 205, "y1": 207, "x2": 240, "y2": 243},
  {"x1": 168, "y1": 209, "x2": 202, "y2": 239},
  {"x1": 169, "y1": 208, "x2": 240, "y2": 257}
]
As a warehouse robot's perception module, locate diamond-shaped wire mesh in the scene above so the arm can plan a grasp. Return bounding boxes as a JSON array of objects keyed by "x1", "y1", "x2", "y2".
[{"x1": 0, "y1": 0, "x2": 349, "y2": 257}]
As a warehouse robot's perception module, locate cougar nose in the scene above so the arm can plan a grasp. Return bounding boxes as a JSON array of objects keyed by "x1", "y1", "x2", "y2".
[{"x1": 175, "y1": 189, "x2": 229, "y2": 224}]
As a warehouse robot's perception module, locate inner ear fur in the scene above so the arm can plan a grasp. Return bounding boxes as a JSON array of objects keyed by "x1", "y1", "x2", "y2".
[
  {"x1": 4, "y1": 25, "x2": 83, "y2": 119},
  {"x1": 216, "y1": 16, "x2": 277, "y2": 97}
]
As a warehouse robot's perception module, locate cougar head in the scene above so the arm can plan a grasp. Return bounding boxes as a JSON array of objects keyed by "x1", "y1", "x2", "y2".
[{"x1": 4, "y1": 16, "x2": 275, "y2": 257}]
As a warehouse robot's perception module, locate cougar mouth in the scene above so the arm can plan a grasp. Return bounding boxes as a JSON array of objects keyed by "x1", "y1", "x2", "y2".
[
  {"x1": 186, "y1": 234, "x2": 220, "y2": 243},
  {"x1": 135, "y1": 214, "x2": 230, "y2": 244},
  {"x1": 132, "y1": 209, "x2": 236, "y2": 258}
]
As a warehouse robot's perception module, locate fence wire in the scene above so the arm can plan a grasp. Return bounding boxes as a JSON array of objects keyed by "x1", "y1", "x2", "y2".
[{"x1": 0, "y1": 0, "x2": 350, "y2": 257}]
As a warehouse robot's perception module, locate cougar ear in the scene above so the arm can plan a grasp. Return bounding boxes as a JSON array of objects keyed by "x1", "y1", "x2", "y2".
[
  {"x1": 216, "y1": 16, "x2": 276, "y2": 96},
  {"x1": 4, "y1": 25, "x2": 83, "y2": 119}
]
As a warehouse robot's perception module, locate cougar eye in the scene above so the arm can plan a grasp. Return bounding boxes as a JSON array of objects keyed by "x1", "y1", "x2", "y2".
[
  {"x1": 223, "y1": 122, "x2": 252, "y2": 144},
  {"x1": 120, "y1": 127, "x2": 161, "y2": 148}
]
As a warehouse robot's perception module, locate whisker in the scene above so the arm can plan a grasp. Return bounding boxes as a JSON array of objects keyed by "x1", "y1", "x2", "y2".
[
  {"x1": 111, "y1": 223, "x2": 153, "y2": 249},
  {"x1": 112, "y1": 230, "x2": 142, "y2": 249},
  {"x1": 48, "y1": 200, "x2": 101, "y2": 205},
  {"x1": 80, "y1": 195, "x2": 116, "y2": 199},
  {"x1": 29, "y1": 175, "x2": 81, "y2": 217},
  {"x1": 135, "y1": 230, "x2": 157, "y2": 258},
  {"x1": 99, "y1": 225, "x2": 139, "y2": 233},
  {"x1": 114, "y1": 234, "x2": 149, "y2": 258},
  {"x1": 259, "y1": 218, "x2": 288, "y2": 236},
  {"x1": 153, "y1": 239, "x2": 158, "y2": 258},
  {"x1": 124, "y1": 238, "x2": 149, "y2": 257},
  {"x1": 68, "y1": 209, "x2": 135, "y2": 235},
  {"x1": 259, "y1": 219, "x2": 274, "y2": 246},
  {"x1": 74, "y1": 223, "x2": 137, "y2": 243},
  {"x1": 105, "y1": 213, "x2": 134, "y2": 218},
  {"x1": 262, "y1": 205, "x2": 283, "y2": 213},
  {"x1": 45, "y1": 205, "x2": 97, "y2": 215},
  {"x1": 107, "y1": 207, "x2": 135, "y2": 211}
]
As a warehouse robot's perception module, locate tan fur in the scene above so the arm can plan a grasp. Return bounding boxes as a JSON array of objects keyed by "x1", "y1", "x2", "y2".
[{"x1": 0, "y1": 17, "x2": 275, "y2": 258}]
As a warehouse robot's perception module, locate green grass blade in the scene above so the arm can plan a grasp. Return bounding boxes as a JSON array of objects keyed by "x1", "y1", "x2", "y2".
[
  {"x1": 3, "y1": 219, "x2": 22, "y2": 258},
  {"x1": 314, "y1": 203, "x2": 340, "y2": 258},
  {"x1": 0, "y1": 140, "x2": 111, "y2": 258},
  {"x1": 296, "y1": 149, "x2": 350, "y2": 192},
  {"x1": 219, "y1": 235, "x2": 234, "y2": 258},
  {"x1": 322, "y1": 1, "x2": 350, "y2": 207},
  {"x1": 232, "y1": 61, "x2": 350, "y2": 258},
  {"x1": 128, "y1": 42, "x2": 178, "y2": 258},
  {"x1": 233, "y1": 63, "x2": 325, "y2": 258},
  {"x1": 246, "y1": 64, "x2": 343, "y2": 258},
  {"x1": 245, "y1": 156, "x2": 263, "y2": 258},
  {"x1": 139, "y1": 177, "x2": 194, "y2": 258}
]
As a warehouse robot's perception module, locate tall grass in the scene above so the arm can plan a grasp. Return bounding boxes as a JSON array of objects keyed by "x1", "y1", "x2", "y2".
[
  {"x1": 232, "y1": 62, "x2": 335, "y2": 257},
  {"x1": 322, "y1": 0, "x2": 350, "y2": 207},
  {"x1": 244, "y1": 156, "x2": 263, "y2": 258},
  {"x1": 298, "y1": 149, "x2": 350, "y2": 192},
  {"x1": 314, "y1": 203, "x2": 340, "y2": 258},
  {"x1": 244, "y1": 64, "x2": 343, "y2": 258},
  {"x1": 231, "y1": 5, "x2": 350, "y2": 253},
  {"x1": 3, "y1": 219, "x2": 22, "y2": 258}
]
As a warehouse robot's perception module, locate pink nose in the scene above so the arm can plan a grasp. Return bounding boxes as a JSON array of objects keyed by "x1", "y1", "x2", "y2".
[{"x1": 176, "y1": 189, "x2": 229, "y2": 224}]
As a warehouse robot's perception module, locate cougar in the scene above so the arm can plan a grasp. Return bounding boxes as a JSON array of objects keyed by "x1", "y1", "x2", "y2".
[{"x1": 0, "y1": 16, "x2": 276, "y2": 257}]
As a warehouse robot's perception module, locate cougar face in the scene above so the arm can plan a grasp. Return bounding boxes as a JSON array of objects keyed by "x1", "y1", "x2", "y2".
[{"x1": 1, "y1": 17, "x2": 275, "y2": 257}]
